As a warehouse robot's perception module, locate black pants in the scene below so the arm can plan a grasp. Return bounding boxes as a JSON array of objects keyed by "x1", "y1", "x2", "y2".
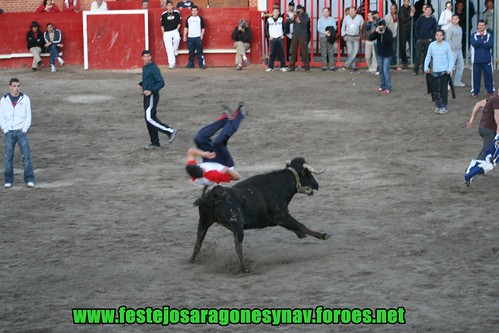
[
  {"x1": 289, "y1": 35, "x2": 310, "y2": 70},
  {"x1": 399, "y1": 28, "x2": 410, "y2": 65},
  {"x1": 428, "y1": 73, "x2": 449, "y2": 107},
  {"x1": 143, "y1": 93, "x2": 173, "y2": 146},
  {"x1": 413, "y1": 39, "x2": 430, "y2": 73}
]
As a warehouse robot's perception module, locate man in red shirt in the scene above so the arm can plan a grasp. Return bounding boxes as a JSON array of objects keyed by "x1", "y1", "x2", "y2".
[
  {"x1": 185, "y1": 104, "x2": 247, "y2": 185},
  {"x1": 464, "y1": 91, "x2": 499, "y2": 186}
]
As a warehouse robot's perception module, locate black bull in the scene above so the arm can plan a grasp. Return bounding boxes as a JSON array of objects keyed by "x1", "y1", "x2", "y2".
[{"x1": 191, "y1": 157, "x2": 331, "y2": 273}]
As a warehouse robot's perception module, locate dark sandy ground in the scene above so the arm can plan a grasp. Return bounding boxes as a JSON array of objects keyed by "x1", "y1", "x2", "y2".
[{"x1": 0, "y1": 64, "x2": 498, "y2": 332}]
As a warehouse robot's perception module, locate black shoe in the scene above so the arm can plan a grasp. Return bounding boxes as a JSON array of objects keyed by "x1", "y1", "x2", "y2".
[
  {"x1": 199, "y1": 66, "x2": 206, "y2": 69},
  {"x1": 32, "y1": 68, "x2": 37, "y2": 72},
  {"x1": 411, "y1": 71, "x2": 418, "y2": 76},
  {"x1": 287, "y1": 67, "x2": 295, "y2": 71},
  {"x1": 185, "y1": 65, "x2": 194, "y2": 68},
  {"x1": 37, "y1": 60, "x2": 43, "y2": 66},
  {"x1": 169, "y1": 129, "x2": 177, "y2": 144},
  {"x1": 236, "y1": 65, "x2": 242, "y2": 71},
  {"x1": 144, "y1": 143, "x2": 160, "y2": 150}
]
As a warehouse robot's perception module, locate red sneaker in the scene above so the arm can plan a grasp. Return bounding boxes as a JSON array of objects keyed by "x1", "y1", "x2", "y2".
[{"x1": 382, "y1": 89, "x2": 391, "y2": 94}]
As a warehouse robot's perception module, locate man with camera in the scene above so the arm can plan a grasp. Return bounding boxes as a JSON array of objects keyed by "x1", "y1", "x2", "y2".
[
  {"x1": 231, "y1": 19, "x2": 251, "y2": 71},
  {"x1": 288, "y1": 4, "x2": 310, "y2": 72},
  {"x1": 369, "y1": 20, "x2": 393, "y2": 94}
]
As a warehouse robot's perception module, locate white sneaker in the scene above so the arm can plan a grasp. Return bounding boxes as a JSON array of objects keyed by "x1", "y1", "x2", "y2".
[
  {"x1": 280, "y1": 67, "x2": 287, "y2": 72},
  {"x1": 27, "y1": 182, "x2": 35, "y2": 188},
  {"x1": 265, "y1": 68, "x2": 274, "y2": 72},
  {"x1": 57, "y1": 57, "x2": 65, "y2": 66},
  {"x1": 50, "y1": 64, "x2": 56, "y2": 73},
  {"x1": 4, "y1": 183, "x2": 12, "y2": 188},
  {"x1": 455, "y1": 83, "x2": 465, "y2": 87}
]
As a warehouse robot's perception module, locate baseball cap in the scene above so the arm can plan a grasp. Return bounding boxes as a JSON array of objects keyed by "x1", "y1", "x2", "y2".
[
  {"x1": 296, "y1": 4, "x2": 303, "y2": 9},
  {"x1": 288, "y1": 2, "x2": 295, "y2": 6}
]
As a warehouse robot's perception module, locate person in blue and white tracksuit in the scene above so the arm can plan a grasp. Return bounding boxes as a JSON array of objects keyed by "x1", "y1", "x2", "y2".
[
  {"x1": 137, "y1": 50, "x2": 176, "y2": 150},
  {"x1": 470, "y1": 20, "x2": 494, "y2": 98},
  {"x1": 183, "y1": 6, "x2": 205, "y2": 69}
]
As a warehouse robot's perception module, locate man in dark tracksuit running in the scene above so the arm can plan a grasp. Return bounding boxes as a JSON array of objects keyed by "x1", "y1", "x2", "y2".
[{"x1": 137, "y1": 50, "x2": 177, "y2": 150}]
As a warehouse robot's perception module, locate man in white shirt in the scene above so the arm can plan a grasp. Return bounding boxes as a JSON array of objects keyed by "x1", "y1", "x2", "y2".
[
  {"x1": 183, "y1": 6, "x2": 206, "y2": 68},
  {"x1": 0, "y1": 78, "x2": 35, "y2": 188},
  {"x1": 341, "y1": 6, "x2": 364, "y2": 70},
  {"x1": 90, "y1": 0, "x2": 108, "y2": 11}
]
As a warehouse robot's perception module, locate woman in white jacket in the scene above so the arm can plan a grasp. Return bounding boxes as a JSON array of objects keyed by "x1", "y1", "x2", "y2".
[{"x1": 438, "y1": 1, "x2": 453, "y2": 31}]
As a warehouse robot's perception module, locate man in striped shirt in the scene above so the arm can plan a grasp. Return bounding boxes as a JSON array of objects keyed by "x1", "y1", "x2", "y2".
[{"x1": 424, "y1": 29, "x2": 453, "y2": 114}]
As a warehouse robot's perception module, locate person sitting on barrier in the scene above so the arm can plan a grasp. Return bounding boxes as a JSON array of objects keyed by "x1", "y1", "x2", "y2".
[
  {"x1": 62, "y1": 0, "x2": 81, "y2": 12},
  {"x1": 36, "y1": 0, "x2": 60, "y2": 13},
  {"x1": 43, "y1": 23, "x2": 65, "y2": 73},
  {"x1": 26, "y1": 21, "x2": 45, "y2": 72},
  {"x1": 231, "y1": 19, "x2": 251, "y2": 71},
  {"x1": 176, "y1": 0, "x2": 194, "y2": 9},
  {"x1": 90, "y1": 0, "x2": 108, "y2": 11}
]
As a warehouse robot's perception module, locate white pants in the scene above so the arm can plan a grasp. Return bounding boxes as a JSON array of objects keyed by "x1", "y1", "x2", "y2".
[{"x1": 163, "y1": 30, "x2": 181, "y2": 67}]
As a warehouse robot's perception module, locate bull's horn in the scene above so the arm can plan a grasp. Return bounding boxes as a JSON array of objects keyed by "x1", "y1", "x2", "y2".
[
  {"x1": 304, "y1": 163, "x2": 325, "y2": 174},
  {"x1": 285, "y1": 160, "x2": 291, "y2": 167}
]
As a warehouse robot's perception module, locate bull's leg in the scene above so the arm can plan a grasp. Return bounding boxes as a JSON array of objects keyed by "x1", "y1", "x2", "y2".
[
  {"x1": 276, "y1": 212, "x2": 331, "y2": 240},
  {"x1": 233, "y1": 228, "x2": 249, "y2": 273},
  {"x1": 190, "y1": 217, "x2": 215, "y2": 263}
]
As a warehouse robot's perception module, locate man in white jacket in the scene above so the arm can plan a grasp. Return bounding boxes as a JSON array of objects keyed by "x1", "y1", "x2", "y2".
[{"x1": 0, "y1": 78, "x2": 35, "y2": 188}]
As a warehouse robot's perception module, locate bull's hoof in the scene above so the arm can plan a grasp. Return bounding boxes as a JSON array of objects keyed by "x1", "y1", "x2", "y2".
[{"x1": 322, "y1": 233, "x2": 331, "y2": 240}]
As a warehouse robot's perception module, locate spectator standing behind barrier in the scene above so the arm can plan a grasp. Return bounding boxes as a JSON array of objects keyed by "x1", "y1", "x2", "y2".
[
  {"x1": 445, "y1": 15, "x2": 465, "y2": 87},
  {"x1": 470, "y1": 20, "x2": 494, "y2": 98},
  {"x1": 231, "y1": 19, "x2": 251, "y2": 71},
  {"x1": 36, "y1": 0, "x2": 60, "y2": 13},
  {"x1": 455, "y1": 0, "x2": 475, "y2": 53},
  {"x1": 161, "y1": 1, "x2": 182, "y2": 69},
  {"x1": 62, "y1": 0, "x2": 80, "y2": 12},
  {"x1": 398, "y1": 0, "x2": 414, "y2": 68},
  {"x1": 44, "y1": 23, "x2": 65, "y2": 73},
  {"x1": 288, "y1": 4, "x2": 310, "y2": 72},
  {"x1": 160, "y1": 0, "x2": 167, "y2": 9},
  {"x1": 361, "y1": 11, "x2": 378, "y2": 74},
  {"x1": 265, "y1": 7, "x2": 287, "y2": 72},
  {"x1": 384, "y1": 4, "x2": 398, "y2": 66},
  {"x1": 183, "y1": 6, "x2": 206, "y2": 69},
  {"x1": 412, "y1": 4, "x2": 437, "y2": 76},
  {"x1": 438, "y1": 1, "x2": 452, "y2": 31},
  {"x1": 341, "y1": 6, "x2": 364, "y2": 71},
  {"x1": 424, "y1": 29, "x2": 453, "y2": 114},
  {"x1": 285, "y1": 2, "x2": 295, "y2": 61},
  {"x1": 317, "y1": 7, "x2": 336, "y2": 72},
  {"x1": 137, "y1": 50, "x2": 177, "y2": 150},
  {"x1": 27, "y1": 21, "x2": 45, "y2": 72},
  {"x1": 90, "y1": 0, "x2": 108, "y2": 11},
  {"x1": 142, "y1": 0, "x2": 149, "y2": 9},
  {"x1": 369, "y1": 20, "x2": 393, "y2": 94},
  {"x1": 177, "y1": 0, "x2": 194, "y2": 9},
  {"x1": 0, "y1": 78, "x2": 35, "y2": 189},
  {"x1": 482, "y1": 0, "x2": 494, "y2": 34}
]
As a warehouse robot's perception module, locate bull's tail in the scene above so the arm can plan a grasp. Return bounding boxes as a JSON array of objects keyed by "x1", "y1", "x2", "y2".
[{"x1": 193, "y1": 186, "x2": 226, "y2": 207}]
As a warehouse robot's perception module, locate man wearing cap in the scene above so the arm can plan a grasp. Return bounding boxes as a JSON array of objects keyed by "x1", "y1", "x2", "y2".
[
  {"x1": 137, "y1": 50, "x2": 177, "y2": 150},
  {"x1": 288, "y1": 4, "x2": 310, "y2": 72},
  {"x1": 231, "y1": 19, "x2": 251, "y2": 71},
  {"x1": 26, "y1": 21, "x2": 45, "y2": 72},
  {"x1": 341, "y1": 6, "x2": 364, "y2": 71}
]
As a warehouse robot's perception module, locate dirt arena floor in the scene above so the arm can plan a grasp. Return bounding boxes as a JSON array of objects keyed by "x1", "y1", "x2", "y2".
[{"x1": 0, "y1": 64, "x2": 498, "y2": 333}]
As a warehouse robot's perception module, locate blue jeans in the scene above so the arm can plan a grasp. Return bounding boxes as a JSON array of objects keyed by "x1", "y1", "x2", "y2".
[
  {"x1": 187, "y1": 37, "x2": 205, "y2": 68},
  {"x1": 4, "y1": 130, "x2": 35, "y2": 184},
  {"x1": 46, "y1": 43, "x2": 60, "y2": 65},
  {"x1": 268, "y1": 38, "x2": 286, "y2": 69},
  {"x1": 194, "y1": 108, "x2": 245, "y2": 167},
  {"x1": 377, "y1": 55, "x2": 392, "y2": 91}
]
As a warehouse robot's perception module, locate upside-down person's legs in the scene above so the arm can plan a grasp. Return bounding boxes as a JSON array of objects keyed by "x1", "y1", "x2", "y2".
[
  {"x1": 194, "y1": 115, "x2": 229, "y2": 153},
  {"x1": 212, "y1": 107, "x2": 245, "y2": 167}
]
